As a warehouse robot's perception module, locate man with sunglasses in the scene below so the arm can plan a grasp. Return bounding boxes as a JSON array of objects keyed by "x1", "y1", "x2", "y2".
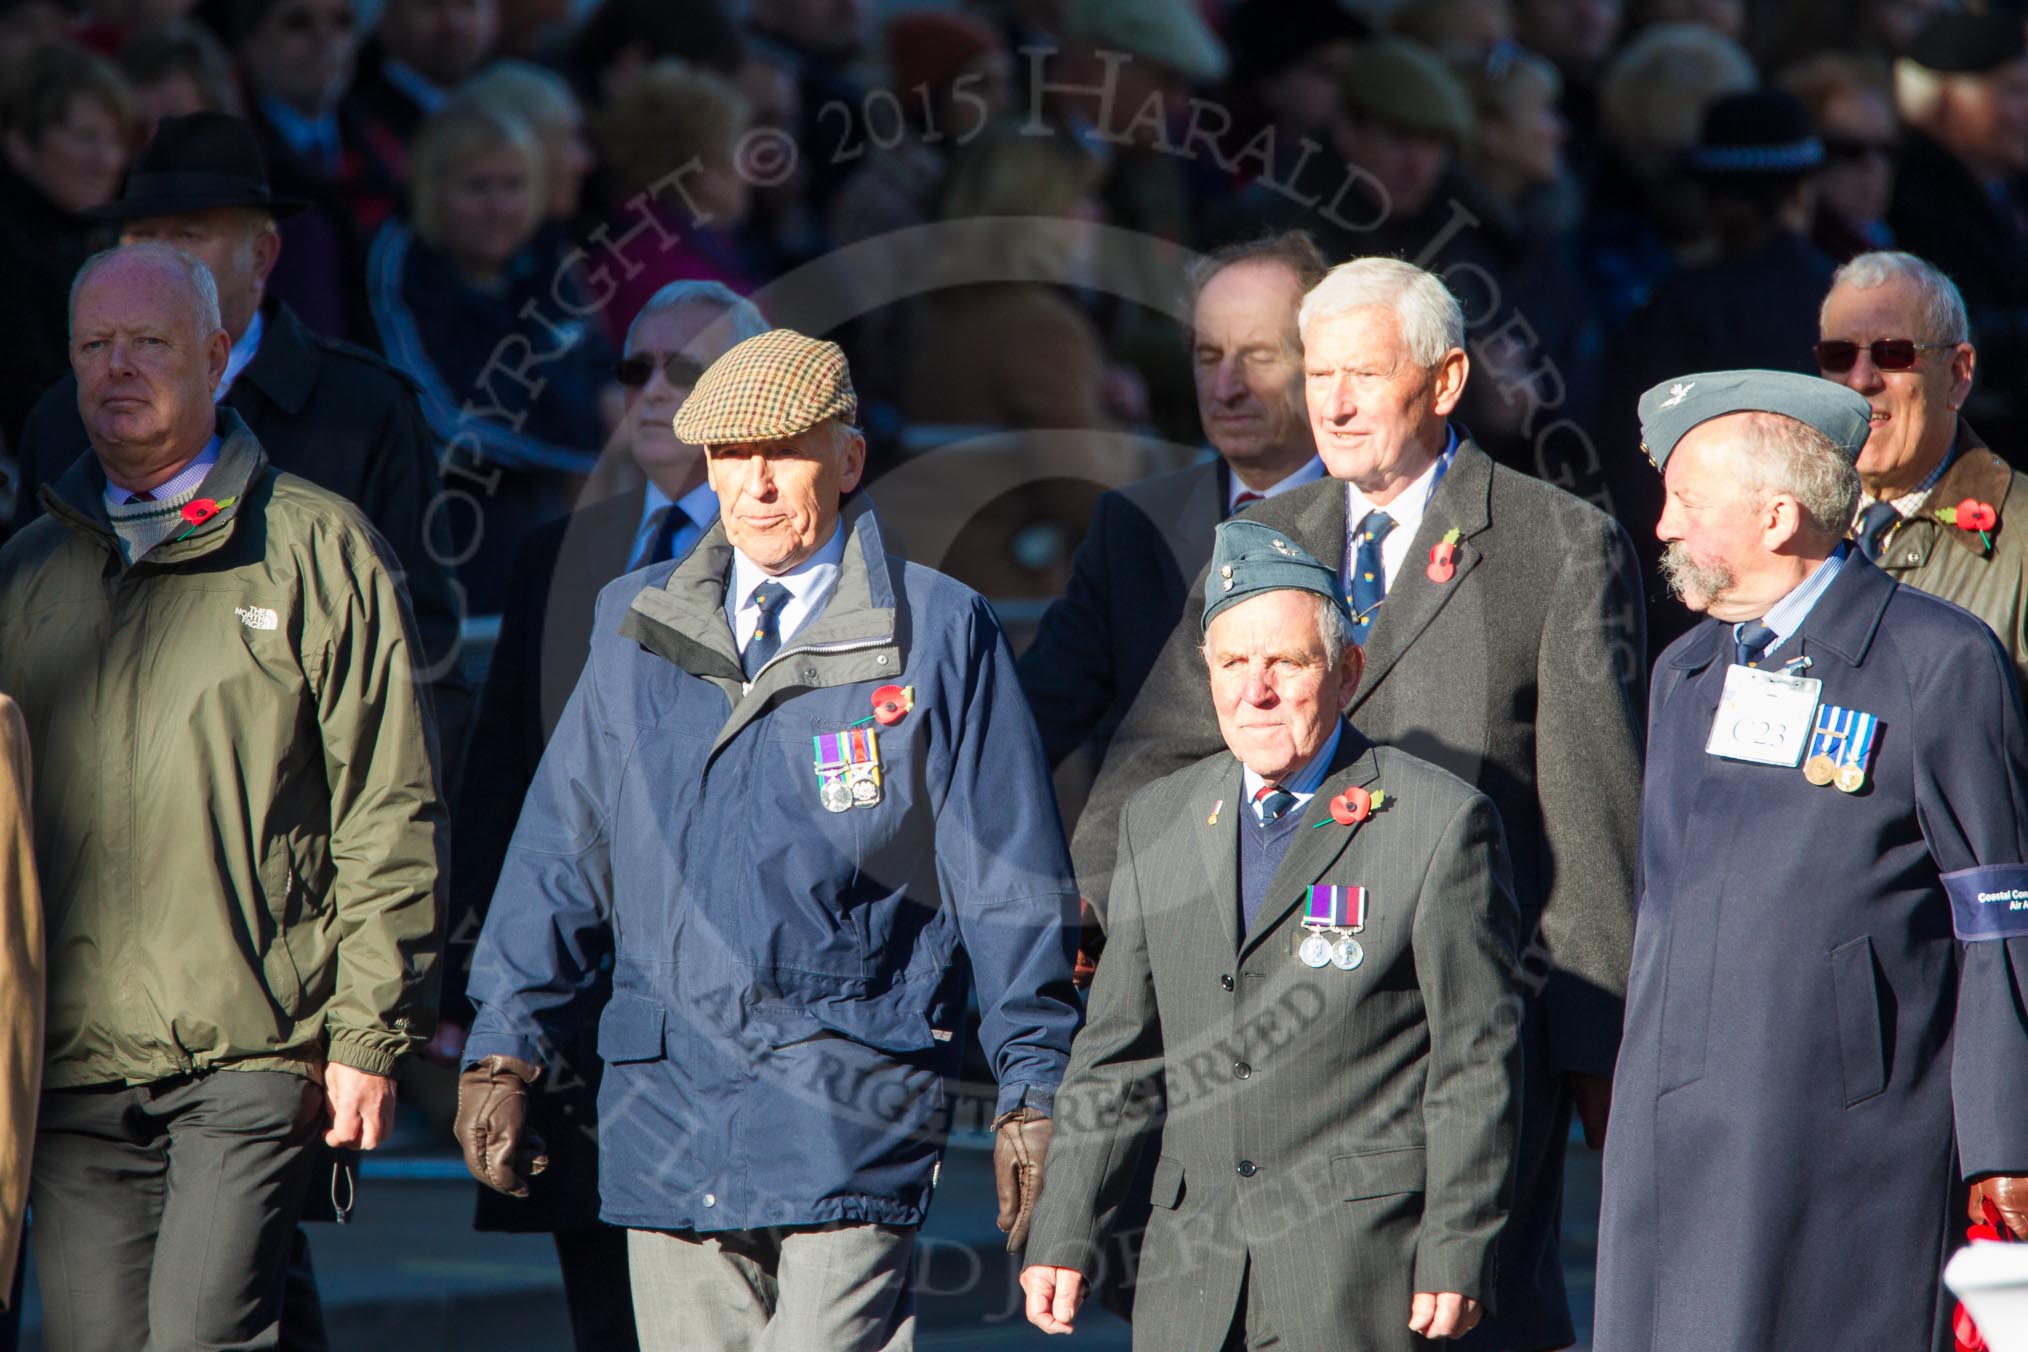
[{"x1": 1818, "y1": 250, "x2": 2028, "y2": 688}]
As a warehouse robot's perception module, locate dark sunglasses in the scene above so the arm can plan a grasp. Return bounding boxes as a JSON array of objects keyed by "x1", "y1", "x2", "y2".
[
  {"x1": 1813, "y1": 338, "x2": 1955, "y2": 372},
  {"x1": 614, "y1": 353, "x2": 707, "y2": 388}
]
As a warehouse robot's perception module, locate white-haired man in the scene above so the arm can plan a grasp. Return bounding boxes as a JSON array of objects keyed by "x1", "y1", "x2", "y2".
[
  {"x1": 1076, "y1": 256, "x2": 1645, "y2": 1351},
  {"x1": 1817, "y1": 249, "x2": 2028, "y2": 687}
]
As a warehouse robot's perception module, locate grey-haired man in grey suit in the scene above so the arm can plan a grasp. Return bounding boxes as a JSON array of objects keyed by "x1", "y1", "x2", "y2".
[{"x1": 1021, "y1": 518, "x2": 1522, "y2": 1351}]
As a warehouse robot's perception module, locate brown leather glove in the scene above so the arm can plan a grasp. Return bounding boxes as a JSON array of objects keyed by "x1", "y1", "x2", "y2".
[
  {"x1": 1970, "y1": 1174, "x2": 2028, "y2": 1239},
  {"x1": 993, "y1": 1105, "x2": 1054, "y2": 1253},
  {"x1": 455, "y1": 1054, "x2": 549, "y2": 1198}
]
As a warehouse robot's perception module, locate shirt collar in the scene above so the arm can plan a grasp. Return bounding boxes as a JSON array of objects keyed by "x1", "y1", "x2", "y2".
[
  {"x1": 1344, "y1": 425, "x2": 1458, "y2": 537},
  {"x1": 104, "y1": 435, "x2": 222, "y2": 507},
  {"x1": 1890, "y1": 442, "x2": 1960, "y2": 517},
  {"x1": 729, "y1": 519, "x2": 847, "y2": 614},
  {"x1": 1739, "y1": 543, "x2": 1851, "y2": 652},
  {"x1": 1228, "y1": 454, "x2": 1325, "y2": 512},
  {"x1": 258, "y1": 95, "x2": 340, "y2": 165},
  {"x1": 380, "y1": 60, "x2": 450, "y2": 115},
  {"x1": 216, "y1": 308, "x2": 265, "y2": 401},
  {"x1": 638, "y1": 478, "x2": 719, "y2": 532},
  {"x1": 1241, "y1": 719, "x2": 1345, "y2": 819}
]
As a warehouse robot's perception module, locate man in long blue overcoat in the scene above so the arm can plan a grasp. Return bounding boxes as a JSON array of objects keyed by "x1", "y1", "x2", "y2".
[
  {"x1": 1596, "y1": 369, "x2": 2028, "y2": 1351},
  {"x1": 452, "y1": 329, "x2": 1082, "y2": 1351}
]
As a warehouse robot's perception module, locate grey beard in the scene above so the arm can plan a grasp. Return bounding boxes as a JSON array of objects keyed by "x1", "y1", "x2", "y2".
[{"x1": 1661, "y1": 541, "x2": 1735, "y2": 608}]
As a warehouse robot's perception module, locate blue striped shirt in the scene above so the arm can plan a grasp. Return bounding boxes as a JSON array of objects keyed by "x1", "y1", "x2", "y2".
[
  {"x1": 1241, "y1": 721, "x2": 1345, "y2": 823},
  {"x1": 1737, "y1": 543, "x2": 1850, "y2": 655}
]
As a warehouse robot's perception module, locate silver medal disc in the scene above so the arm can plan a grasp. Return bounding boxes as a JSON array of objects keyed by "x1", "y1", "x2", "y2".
[
  {"x1": 1330, "y1": 935, "x2": 1365, "y2": 971},
  {"x1": 850, "y1": 776, "x2": 879, "y2": 805},
  {"x1": 820, "y1": 778, "x2": 852, "y2": 813},
  {"x1": 1299, "y1": 932, "x2": 1333, "y2": 968}
]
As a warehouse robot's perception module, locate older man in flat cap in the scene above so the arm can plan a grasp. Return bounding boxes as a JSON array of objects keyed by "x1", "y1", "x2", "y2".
[
  {"x1": 1021, "y1": 518, "x2": 1520, "y2": 1351},
  {"x1": 1595, "y1": 370, "x2": 2028, "y2": 1351},
  {"x1": 454, "y1": 329, "x2": 1081, "y2": 1352}
]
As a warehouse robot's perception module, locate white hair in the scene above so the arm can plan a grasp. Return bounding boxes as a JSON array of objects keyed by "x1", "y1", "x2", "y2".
[
  {"x1": 1824, "y1": 250, "x2": 1970, "y2": 345},
  {"x1": 1298, "y1": 257, "x2": 1464, "y2": 369},
  {"x1": 69, "y1": 241, "x2": 222, "y2": 340},
  {"x1": 624, "y1": 280, "x2": 769, "y2": 354},
  {"x1": 1727, "y1": 411, "x2": 1862, "y2": 540},
  {"x1": 1202, "y1": 590, "x2": 1360, "y2": 668},
  {"x1": 1894, "y1": 58, "x2": 1945, "y2": 127}
]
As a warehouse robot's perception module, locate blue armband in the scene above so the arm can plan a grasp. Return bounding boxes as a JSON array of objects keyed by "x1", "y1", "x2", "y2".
[{"x1": 1942, "y1": 865, "x2": 2028, "y2": 941}]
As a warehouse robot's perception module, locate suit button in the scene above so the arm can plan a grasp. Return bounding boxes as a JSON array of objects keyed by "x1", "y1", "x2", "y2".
[
  {"x1": 1232, "y1": 1061, "x2": 1251, "y2": 1079},
  {"x1": 1220, "y1": 974, "x2": 1235, "y2": 991},
  {"x1": 1236, "y1": 1160, "x2": 1258, "y2": 1178}
]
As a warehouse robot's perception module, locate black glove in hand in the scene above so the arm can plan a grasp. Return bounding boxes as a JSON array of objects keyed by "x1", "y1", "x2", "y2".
[
  {"x1": 454, "y1": 1054, "x2": 550, "y2": 1198},
  {"x1": 992, "y1": 1105, "x2": 1054, "y2": 1253}
]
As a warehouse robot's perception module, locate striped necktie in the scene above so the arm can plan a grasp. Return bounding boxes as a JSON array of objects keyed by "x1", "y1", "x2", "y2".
[{"x1": 1254, "y1": 783, "x2": 1297, "y2": 824}]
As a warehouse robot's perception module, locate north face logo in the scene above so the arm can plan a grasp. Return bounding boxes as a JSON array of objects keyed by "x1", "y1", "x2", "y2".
[{"x1": 235, "y1": 606, "x2": 279, "y2": 631}]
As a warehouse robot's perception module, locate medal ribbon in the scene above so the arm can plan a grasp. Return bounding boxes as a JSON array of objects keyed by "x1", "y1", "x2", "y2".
[
  {"x1": 1806, "y1": 704, "x2": 1848, "y2": 764},
  {"x1": 1841, "y1": 711, "x2": 1878, "y2": 776},
  {"x1": 1304, "y1": 885, "x2": 1367, "y2": 930}
]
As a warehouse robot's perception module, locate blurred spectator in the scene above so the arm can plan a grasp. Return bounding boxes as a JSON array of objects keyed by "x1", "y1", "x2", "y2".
[
  {"x1": 69, "y1": 0, "x2": 201, "y2": 53},
  {"x1": 1782, "y1": 51, "x2": 1898, "y2": 260},
  {"x1": 351, "y1": 0, "x2": 501, "y2": 159},
  {"x1": 1889, "y1": 11, "x2": 2028, "y2": 453},
  {"x1": 368, "y1": 100, "x2": 614, "y2": 613},
  {"x1": 233, "y1": 0, "x2": 398, "y2": 342},
  {"x1": 0, "y1": 3, "x2": 70, "y2": 73},
  {"x1": 117, "y1": 19, "x2": 241, "y2": 139},
  {"x1": 496, "y1": 0, "x2": 574, "y2": 60},
  {"x1": 0, "y1": 695, "x2": 37, "y2": 1333},
  {"x1": 591, "y1": 58, "x2": 754, "y2": 344},
  {"x1": 1626, "y1": 0, "x2": 1744, "y2": 42},
  {"x1": 1583, "y1": 21, "x2": 1754, "y2": 328},
  {"x1": 1607, "y1": 87, "x2": 1835, "y2": 656},
  {"x1": 1513, "y1": 0, "x2": 1621, "y2": 151},
  {"x1": 1389, "y1": 0, "x2": 1513, "y2": 64},
  {"x1": 460, "y1": 58, "x2": 594, "y2": 227},
  {"x1": 744, "y1": 0, "x2": 866, "y2": 211},
  {"x1": 1761, "y1": 0, "x2": 1949, "y2": 74},
  {"x1": 0, "y1": 41, "x2": 135, "y2": 449},
  {"x1": 1464, "y1": 40, "x2": 1572, "y2": 224},
  {"x1": 828, "y1": 10, "x2": 1011, "y2": 411},
  {"x1": 570, "y1": 0, "x2": 743, "y2": 105},
  {"x1": 447, "y1": 280, "x2": 759, "y2": 1352},
  {"x1": 1217, "y1": 0, "x2": 1368, "y2": 183}
]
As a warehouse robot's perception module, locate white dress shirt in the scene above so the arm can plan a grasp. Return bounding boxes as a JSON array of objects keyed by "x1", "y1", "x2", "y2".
[
  {"x1": 1343, "y1": 426, "x2": 1460, "y2": 591},
  {"x1": 630, "y1": 479, "x2": 719, "y2": 570},
  {"x1": 1240, "y1": 721, "x2": 1345, "y2": 819},
  {"x1": 104, "y1": 436, "x2": 220, "y2": 508},
  {"x1": 1227, "y1": 454, "x2": 1325, "y2": 514},
  {"x1": 726, "y1": 522, "x2": 847, "y2": 657},
  {"x1": 215, "y1": 309, "x2": 264, "y2": 401}
]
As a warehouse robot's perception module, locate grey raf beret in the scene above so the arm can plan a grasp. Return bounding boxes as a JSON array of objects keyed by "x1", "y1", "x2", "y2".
[
  {"x1": 1202, "y1": 518, "x2": 1351, "y2": 634},
  {"x1": 1638, "y1": 369, "x2": 1873, "y2": 472}
]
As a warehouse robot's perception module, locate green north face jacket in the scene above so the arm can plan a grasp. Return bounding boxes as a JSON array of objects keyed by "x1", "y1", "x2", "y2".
[{"x1": 0, "y1": 410, "x2": 446, "y2": 1087}]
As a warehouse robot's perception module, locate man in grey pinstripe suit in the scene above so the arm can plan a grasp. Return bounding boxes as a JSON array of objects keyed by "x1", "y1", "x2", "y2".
[{"x1": 1021, "y1": 519, "x2": 1522, "y2": 1351}]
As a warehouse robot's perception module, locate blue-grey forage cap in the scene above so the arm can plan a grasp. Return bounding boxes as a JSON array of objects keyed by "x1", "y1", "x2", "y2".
[
  {"x1": 1638, "y1": 369, "x2": 1873, "y2": 472},
  {"x1": 1201, "y1": 518, "x2": 1351, "y2": 634}
]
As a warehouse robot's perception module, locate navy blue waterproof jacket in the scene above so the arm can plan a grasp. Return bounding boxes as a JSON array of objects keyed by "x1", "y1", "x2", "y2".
[
  {"x1": 464, "y1": 500, "x2": 1082, "y2": 1232},
  {"x1": 1595, "y1": 555, "x2": 2028, "y2": 1351}
]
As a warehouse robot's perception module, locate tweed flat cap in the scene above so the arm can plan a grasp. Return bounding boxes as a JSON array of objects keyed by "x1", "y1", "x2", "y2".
[
  {"x1": 1638, "y1": 370, "x2": 1873, "y2": 471},
  {"x1": 1202, "y1": 518, "x2": 1352, "y2": 634},
  {"x1": 673, "y1": 329, "x2": 858, "y2": 445}
]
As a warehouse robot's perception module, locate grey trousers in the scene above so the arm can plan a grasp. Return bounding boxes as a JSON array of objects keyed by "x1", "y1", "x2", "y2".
[
  {"x1": 627, "y1": 1223, "x2": 916, "y2": 1352},
  {"x1": 31, "y1": 1070, "x2": 323, "y2": 1352}
]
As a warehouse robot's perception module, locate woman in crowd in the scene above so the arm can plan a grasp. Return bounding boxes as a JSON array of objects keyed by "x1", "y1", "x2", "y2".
[
  {"x1": 0, "y1": 42, "x2": 134, "y2": 450},
  {"x1": 459, "y1": 57, "x2": 596, "y2": 232},
  {"x1": 368, "y1": 98, "x2": 614, "y2": 614},
  {"x1": 1782, "y1": 51, "x2": 1900, "y2": 261}
]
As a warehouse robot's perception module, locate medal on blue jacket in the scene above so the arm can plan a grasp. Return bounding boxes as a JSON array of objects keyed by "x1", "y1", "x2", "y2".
[
  {"x1": 813, "y1": 727, "x2": 883, "y2": 812},
  {"x1": 1834, "y1": 710, "x2": 1879, "y2": 794},
  {"x1": 1299, "y1": 884, "x2": 1367, "y2": 970},
  {"x1": 1802, "y1": 704, "x2": 1879, "y2": 793}
]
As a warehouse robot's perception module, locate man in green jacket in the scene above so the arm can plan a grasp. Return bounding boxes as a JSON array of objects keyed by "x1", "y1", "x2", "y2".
[
  {"x1": 0, "y1": 241, "x2": 446, "y2": 1350},
  {"x1": 1820, "y1": 249, "x2": 2028, "y2": 688}
]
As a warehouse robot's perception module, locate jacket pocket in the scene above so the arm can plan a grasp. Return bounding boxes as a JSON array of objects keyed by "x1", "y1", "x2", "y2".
[
  {"x1": 597, "y1": 993, "x2": 667, "y2": 1064},
  {"x1": 1146, "y1": 1154, "x2": 1185, "y2": 1210},
  {"x1": 1331, "y1": 1147, "x2": 1426, "y2": 1201},
  {"x1": 260, "y1": 865, "x2": 308, "y2": 1019},
  {"x1": 1830, "y1": 936, "x2": 1887, "y2": 1107}
]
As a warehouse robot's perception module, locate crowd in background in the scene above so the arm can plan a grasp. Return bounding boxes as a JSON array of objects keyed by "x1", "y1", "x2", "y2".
[{"x1": 2, "y1": 0, "x2": 2025, "y2": 643}]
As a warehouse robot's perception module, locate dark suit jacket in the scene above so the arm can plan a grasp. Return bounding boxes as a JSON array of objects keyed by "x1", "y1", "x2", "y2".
[
  {"x1": 1073, "y1": 438, "x2": 1644, "y2": 1346},
  {"x1": 12, "y1": 302, "x2": 468, "y2": 741},
  {"x1": 1027, "y1": 731, "x2": 1521, "y2": 1352},
  {"x1": 1018, "y1": 459, "x2": 1228, "y2": 766},
  {"x1": 449, "y1": 487, "x2": 645, "y2": 1233}
]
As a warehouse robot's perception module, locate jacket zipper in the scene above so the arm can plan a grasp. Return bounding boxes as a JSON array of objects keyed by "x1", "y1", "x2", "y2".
[{"x1": 748, "y1": 635, "x2": 890, "y2": 685}]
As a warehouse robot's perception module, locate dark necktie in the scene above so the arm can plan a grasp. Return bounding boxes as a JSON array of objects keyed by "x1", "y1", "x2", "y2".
[
  {"x1": 1735, "y1": 619, "x2": 1777, "y2": 667},
  {"x1": 1854, "y1": 499, "x2": 1900, "y2": 562},
  {"x1": 641, "y1": 505, "x2": 685, "y2": 567},
  {"x1": 1254, "y1": 783, "x2": 1296, "y2": 824},
  {"x1": 741, "y1": 580, "x2": 792, "y2": 679},
  {"x1": 1348, "y1": 509, "x2": 1395, "y2": 639},
  {"x1": 1231, "y1": 490, "x2": 1264, "y2": 515},
  {"x1": 128, "y1": 490, "x2": 155, "y2": 503}
]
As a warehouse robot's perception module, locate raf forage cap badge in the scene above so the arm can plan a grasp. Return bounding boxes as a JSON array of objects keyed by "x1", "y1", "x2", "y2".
[{"x1": 1637, "y1": 369, "x2": 1873, "y2": 472}]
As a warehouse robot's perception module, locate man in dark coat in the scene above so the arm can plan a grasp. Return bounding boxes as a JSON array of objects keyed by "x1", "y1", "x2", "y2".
[
  {"x1": 454, "y1": 331, "x2": 1081, "y2": 1351},
  {"x1": 1596, "y1": 369, "x2": 2028, "y2": 1350},
  {"x1": 11, "y1": 113, "x2": 467, "y2": 761},
  {"x1": 1022, "y1": 519, "x2": 1521, "y2": 1351},
  {"x1": 1078, "y1": 257, "x2": 1645, "y2": 1352},
  {"x1": 1018, "y1": 231, "x2": 1326, "y2": 770},
  {"x1": 445, "y1": 281, "x2": 755, "y2": 1352}
]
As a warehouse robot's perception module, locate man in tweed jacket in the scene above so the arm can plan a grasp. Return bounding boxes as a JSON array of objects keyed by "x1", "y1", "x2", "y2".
[{"x1": 1021, "y1": 518, "x2": 1521, "y2": 1351}]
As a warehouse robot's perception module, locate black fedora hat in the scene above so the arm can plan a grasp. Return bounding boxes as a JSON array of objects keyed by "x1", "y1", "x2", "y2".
[
  {"x1": 1684, "y1": 88, "x2": 1825, "y2": 179},
  {"x1": 86, "y1": 111, "x2": 306, "y2": 222}
]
